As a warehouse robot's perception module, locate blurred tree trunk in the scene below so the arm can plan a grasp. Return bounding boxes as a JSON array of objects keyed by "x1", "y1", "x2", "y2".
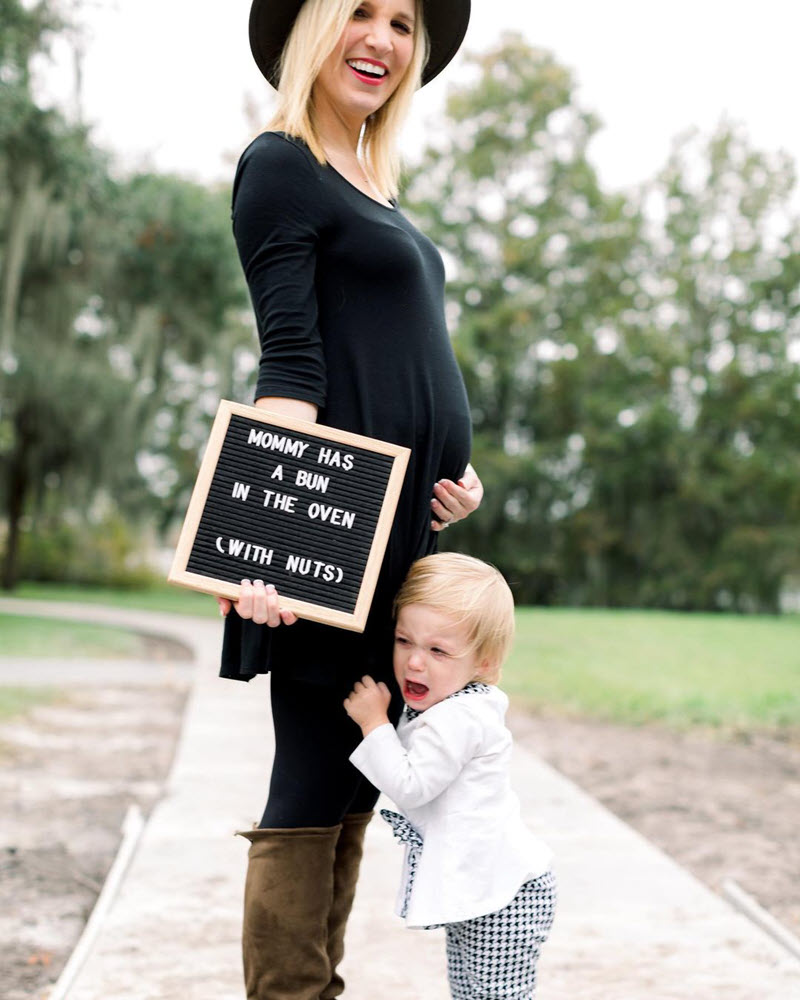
[{"x1": 1, "y1": 409, "x2": 32, "y2": 589}]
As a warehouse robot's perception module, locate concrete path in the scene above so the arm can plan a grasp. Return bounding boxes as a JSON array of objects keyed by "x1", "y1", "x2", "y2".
[{"x1": 1, "y1": 597, "x2": 798, "y2": 999}]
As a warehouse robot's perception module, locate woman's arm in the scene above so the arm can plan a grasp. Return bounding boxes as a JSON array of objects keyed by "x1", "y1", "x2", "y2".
[
  {"x1": 234, "y1": 135, "x2": 328, "y2": 410},
  {"x1": 254, "y1": 396, "x2": 318, "y2": 422},
  {"x1": 217, "y1": 137, "x2": 328, "y2": 625}
]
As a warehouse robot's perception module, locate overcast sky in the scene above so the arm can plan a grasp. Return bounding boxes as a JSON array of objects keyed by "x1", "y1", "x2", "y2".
[{"x1": 39, "y1": 0, "x2": 800, "y2": 193}]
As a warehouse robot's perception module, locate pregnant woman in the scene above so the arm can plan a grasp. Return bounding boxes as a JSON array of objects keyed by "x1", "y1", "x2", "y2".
[{"x1": 218, "y1": 1, "x2": 481, "y2": 996}]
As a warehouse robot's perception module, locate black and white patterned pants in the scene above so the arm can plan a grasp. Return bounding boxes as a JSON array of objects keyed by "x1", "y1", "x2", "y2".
[
  {"x1": 381, "y1": 810, "x2": 556, "y2": 999},
  {"x1": 444, "y1": 870, "x2": 557, "y2": 1000}
]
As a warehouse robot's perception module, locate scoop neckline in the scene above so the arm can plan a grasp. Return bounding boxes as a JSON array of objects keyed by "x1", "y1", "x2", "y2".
[
  {"x1": 325, "y1": 161, "x2": 397, "y2": 211},
  {"x1": 270, "y1": 131, "x2": 397, "y2": 212}
]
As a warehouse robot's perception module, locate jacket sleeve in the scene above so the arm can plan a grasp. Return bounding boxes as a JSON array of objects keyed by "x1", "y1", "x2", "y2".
[
  {"x1": 232, "y1": 134, "x2": 327, "y2": 407},
  {"x1": 349, "y1": 708, "x2": 482, "y2": 810}
]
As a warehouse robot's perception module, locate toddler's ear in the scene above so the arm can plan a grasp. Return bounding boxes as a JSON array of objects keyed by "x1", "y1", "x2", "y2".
[
  {"x1": 475, "y1": 657, "x2": 500, "y2": 684},
  {"x1": 474, "y1": 657, "x2": 491, "y2": 680}
]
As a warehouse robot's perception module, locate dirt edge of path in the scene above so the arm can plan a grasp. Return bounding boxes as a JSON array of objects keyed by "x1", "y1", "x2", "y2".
[
  {"x1": 0, "y1": 640, "x2": 191, "y2": 1000},
  {"x1": 509, "y1": 709, "x2": 800, "y2": 941}
]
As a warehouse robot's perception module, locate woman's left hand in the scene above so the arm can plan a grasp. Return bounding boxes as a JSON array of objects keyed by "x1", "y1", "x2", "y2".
[{"x1": 431, "y1": 463, "x2": 484, "y2": 531}]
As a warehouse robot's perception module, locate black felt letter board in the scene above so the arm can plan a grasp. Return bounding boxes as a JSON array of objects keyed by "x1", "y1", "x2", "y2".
[{"x1": 169, "y1": 401, "x2": 410, "y2": 631}]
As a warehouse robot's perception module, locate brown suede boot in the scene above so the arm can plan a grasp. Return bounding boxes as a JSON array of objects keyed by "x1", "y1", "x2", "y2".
[
  {"x1": 238, "y1": 825, "x2": 341, "y2": 1000},
  {"x1": 320, "y1": 811, "x2": 373, "y2": 1000}
]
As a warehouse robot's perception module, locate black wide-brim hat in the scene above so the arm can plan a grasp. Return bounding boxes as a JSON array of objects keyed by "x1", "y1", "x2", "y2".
[{"x1": 249, "y1": 0, "x2": 471, "y2": 89}]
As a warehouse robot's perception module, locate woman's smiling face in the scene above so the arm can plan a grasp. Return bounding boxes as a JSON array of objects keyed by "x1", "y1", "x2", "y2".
[
  {"x1": 313, "y1": 0, "x2": 416, "y2": 126},
  {"x1": 393, "y1": 603, "x2": 487, "y2": 712}
]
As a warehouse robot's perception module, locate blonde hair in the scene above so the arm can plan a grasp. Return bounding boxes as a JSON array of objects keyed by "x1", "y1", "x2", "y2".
[
  {"x1": 266, "y1": 0, "x2": 428, "y2": 198},
  {"x1": 394, "y1": 553, "x2": 516, "y2": 684}
]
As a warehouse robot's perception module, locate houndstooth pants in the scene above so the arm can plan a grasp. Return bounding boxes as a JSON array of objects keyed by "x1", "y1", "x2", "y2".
[
  {"x1": 381, "y1": 809, "x2": 556, "y2": 999},
  {"x1": 444, "y1": 871, "x2": 557, "y2": 1000}
]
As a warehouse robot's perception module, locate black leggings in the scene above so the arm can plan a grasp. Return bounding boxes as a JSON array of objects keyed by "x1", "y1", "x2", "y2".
[{"x1": 259, "y1": 669, "x2": 404, "y2": 828}]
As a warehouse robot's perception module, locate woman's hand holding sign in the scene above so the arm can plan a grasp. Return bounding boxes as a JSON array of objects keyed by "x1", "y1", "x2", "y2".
[{"x1": 216, "y1": 579, "x2": 298, "y2": 626}]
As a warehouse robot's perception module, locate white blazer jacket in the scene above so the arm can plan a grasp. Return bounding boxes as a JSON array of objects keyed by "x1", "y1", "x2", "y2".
[{"x1": 350, "y1": 685, "x2": 553, "y2": 927}]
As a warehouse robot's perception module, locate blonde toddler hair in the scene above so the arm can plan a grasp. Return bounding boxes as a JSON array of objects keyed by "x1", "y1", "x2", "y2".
[{"x1": 394, "y1": 553, "x2": 516, "y2": 684}]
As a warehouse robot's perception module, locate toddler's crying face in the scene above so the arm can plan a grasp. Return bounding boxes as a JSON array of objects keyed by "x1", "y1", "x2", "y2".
[{"x1": 393, "y1": 603, "x2": 486, "y2": 712}]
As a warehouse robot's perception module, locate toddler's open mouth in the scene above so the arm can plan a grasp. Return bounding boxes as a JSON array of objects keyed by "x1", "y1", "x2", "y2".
[{"x1": 404, "y1": 680, "x2": 429, "y2": 701}]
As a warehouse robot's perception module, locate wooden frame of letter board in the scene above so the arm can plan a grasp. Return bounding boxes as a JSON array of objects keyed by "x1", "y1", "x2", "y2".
[{"x1": 168, "y1": 399, "x2": 410, "y2": 632}]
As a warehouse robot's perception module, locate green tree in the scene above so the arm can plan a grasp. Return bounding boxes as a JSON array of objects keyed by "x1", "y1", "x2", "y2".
[
  {"x1": 0, "y1": 0, "x2": 126, "y2": 586},
  {"x1": 406, "y1": 35, "x2": 650, "y2": 602},
  {"x1": 407, "y1": 34, "x2": 800, "y2": 611},
  {"x1": 97, "y1": 172, "x2": 252, "y2": 532},
  {"x1": 0, "y1": 0, "x2": 252, "y2": 587},
  {"x1": 628, "y1": 125, "x2": 800, "y2": 610}
]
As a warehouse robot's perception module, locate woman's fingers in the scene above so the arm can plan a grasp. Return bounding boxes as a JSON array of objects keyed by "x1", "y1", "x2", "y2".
[
  {"x1": 249, "y1": 579, "x2": 269, "y2": 624},
  {"x1": 431, "y1": 480, "x2": 468, "y2": 521},
  {"x1": 237, "y1": 579, "x2": 254, "y2": 618},
  {"x1": 430, "y1": 482, "x2": 455, "y2": 529},
  {"x1": 430, "y1": 469, "x2": 484, "y2": 530},
  {"x1": 233, "y1": 579, "x2": 295, "y2": 627},
  {"x1": 216, "y1": 597, "x2": 232, "y2": 617},
  {"x1": 261, "y1": 581, "x2": 282, "y2": 627},
  {"x1": 249, "y1": 579, "x2": 285, "y2": 626}
]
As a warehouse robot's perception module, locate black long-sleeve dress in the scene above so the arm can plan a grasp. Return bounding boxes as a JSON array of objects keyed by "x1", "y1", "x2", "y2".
[{"x1": 220, "y1": 132, "x2": 472, "y2": 687}]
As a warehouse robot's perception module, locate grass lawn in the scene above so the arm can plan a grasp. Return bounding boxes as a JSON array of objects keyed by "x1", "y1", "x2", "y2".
[
  {"x1": 0, "y1": 587, "x2": 207, "y2": 726},
  {"x1": 505, "y1": 607, "x2": 800, "y2": 731},
  {"x1": 0, "y1": 614, "x2": 149, "y2": 658},
  {"x1": 11, "y1": 581, "x2": 217, "y2": 617},
  {"x1": 4, "y1": 585, "x2": 799, "y2": 731},
  {"x1": 0, "y1": 608, "x2": 176, "y2": 725}
]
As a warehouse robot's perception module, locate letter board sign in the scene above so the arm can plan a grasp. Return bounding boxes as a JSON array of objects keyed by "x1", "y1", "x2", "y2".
[{"x1": 168, "y1": 400, "x2": 410, "y2": 631}]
